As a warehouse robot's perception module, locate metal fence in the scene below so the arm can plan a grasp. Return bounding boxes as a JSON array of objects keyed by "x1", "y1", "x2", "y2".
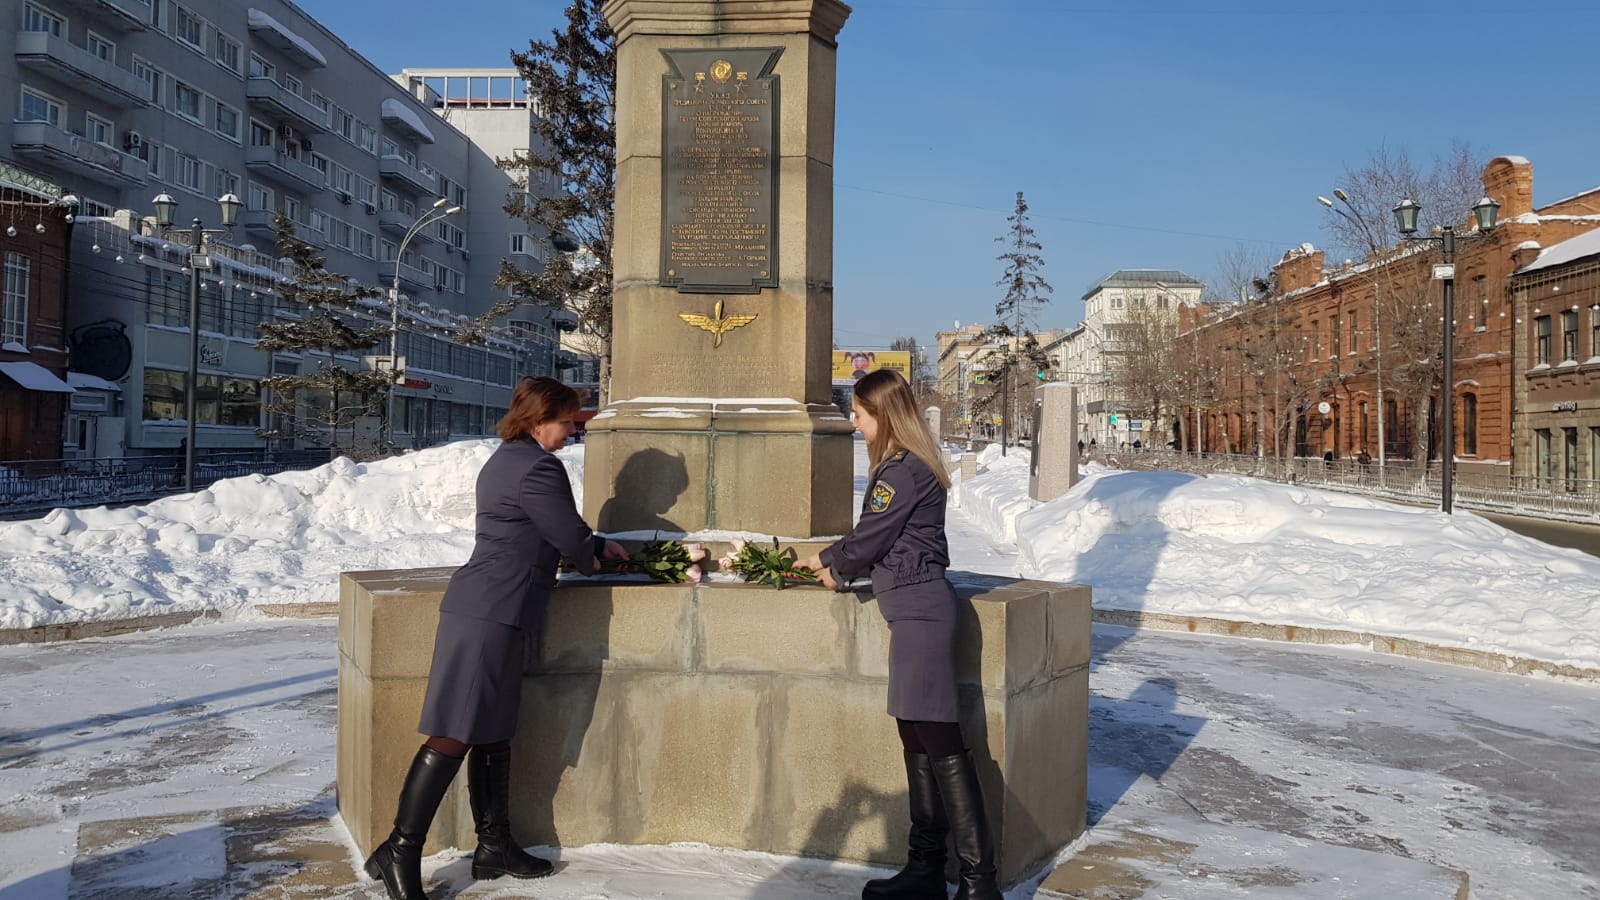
[
  {"x1": 1097, "y1": 449, "x2": 1600, "y2": 523},
  {"x1": 0, "y1": 450, "x2": 334, "y2": 521}
]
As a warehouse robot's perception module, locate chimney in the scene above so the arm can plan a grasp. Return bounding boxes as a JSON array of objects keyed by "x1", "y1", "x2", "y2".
[
  {"x1": 1483, "y1": 156, "x2": 1534, "y2": 219},
  {"x1": 1273, "y1": 243, "x2": 1326, "y2": 293},
  {"x1": 1511, "y1": 240, "x2": 1543, "y2": 271}
]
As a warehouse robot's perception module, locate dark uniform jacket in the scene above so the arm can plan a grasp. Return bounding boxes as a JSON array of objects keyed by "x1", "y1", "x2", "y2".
[
  {"x1": 438, "y1": 439, "x2": 600, "y2": 629},
  {"x1": 820, "y1": 449, "x2": 950, "y2": 596}
]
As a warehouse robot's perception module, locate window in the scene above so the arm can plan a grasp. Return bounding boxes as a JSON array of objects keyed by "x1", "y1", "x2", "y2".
[
  {"x1": 19, "y1": 86, "x2": 62, "y2": 126},
  {"x1": 283, "y1": 197, "x2": 301, "y2": 225},
  {"x1": 133, "y1": 57, "x2": 163, "y2": 105},
  {"x1": 1562, "y1": 310, "x2": 1579, "y2": 362},
  {"x1": 1475, "y1": 276, "x2": 1489, "y2": 331},
  {"x1": 248, "y1": 183, "x2": 272, "y2": 210},
  {"x1": 22, "y1": 3, "x2": 64, "y2": 36},
  {"x1": 3, "y1": 253, "x2": 30, "y2": 345},
  {"x1": 1565, "y1": 428, "x2": 1579, "y2": 491},
  {"x1": 510, "y1": 234, "x2": 528, "y2": 255},
  {"x1": 356, "y1": 229, "x2": 375, "y2": 258},
  {"x1": 1310, "y1": 320, "x2": 1320, "y2": 357},
  {"x1": 214, "y1": 32, "x2": 241, "y2": 73},
  {"x1": 380, "y1": 239, "x2": 397, "y2": 262},
  {"x1": 1462, "y1": 393, "x2": 1477, "y2": 457},
  {"x1": 249, "y1": 54, "x2": 273, "y2": 79},
  {"x1": 1347, "y1": 310, "x2": 1358, "y2": 353},
  {"x1": 283, "y1": 74, "x2": 302, "y2": 96},
  {"x1": 216, "y1": 169, "x2": 240, "y2": 198},
  {"x1": 86, "y1": 113, "x2": 113, "y2": 145},
  {"x1": 337, "y1": 110, "x2": 354, "y2": 141},
  {"x1": 1535, "y1": 429, "x2": 1553, "y2": 488},
  {"x1": 143, "y1": 369, "x2": 187, "y2": 421},
  {"x1": 219, "y1": 377, "x2": 260, "y2": 427},
  {"x1": 134, "y1": 138, "x2": 161, "y2": 176},
  {"x1": 177, "y1": 154, "x2": 203, "y2": 191},
  {"x1": 175, "y1": 7, "x2": 204, "y2": 50},
  {"x1": 1536, "y1": 315, "x2": 1551, "y2": 365},
  {"x1": 214, "y1": 102, "x2": 240, "y2": 140},
  {"x1": 359, "y1": 125, "x2": 377, "y2": 154},
  {"x1": 174, "y1": 81, "x2": 202, "y2": 121},
  {"x1": 147, "y1": 0, "x2": 162, "y2": 27},
  {"x1": 1109, "y1": 296, "x2": 1122, "y2": 310},
  {"x1": 86, "y1": 32, "x2": 115, "y2": 61},
  {"x1": 1331, "y1": 318, "x2": 1341, "y2": 358},
  {"x1": 250, "y1": 119, "x2": 273, "y2": 148},
  {"x1": 380, "y1": 189, "x2": 397, "y2": 212},
  {"x1": 310, "y1": 153, "x2": 329, "y2": 185}
]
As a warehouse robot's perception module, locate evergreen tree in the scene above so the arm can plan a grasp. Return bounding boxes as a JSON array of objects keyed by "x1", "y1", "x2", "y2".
[
  {"x1": 985, "y1": 192, "x2": 1053, "y2": 449},
  {"x1": 257, "y1": 211, "x2": 391, "y2": 457},
  {"x1": 498, "y1": 0, "x2": 616, "y2": 400}
]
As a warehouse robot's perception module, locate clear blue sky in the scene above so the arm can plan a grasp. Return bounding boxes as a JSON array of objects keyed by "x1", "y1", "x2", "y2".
[{"x1": 300, "y1": 0, "x2": 1600, "y2": 354}]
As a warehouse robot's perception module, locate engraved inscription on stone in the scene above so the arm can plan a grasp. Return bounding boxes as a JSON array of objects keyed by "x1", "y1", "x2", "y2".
[{"x1": 660, "y1": 47, "x2": 782, "y2": 294}]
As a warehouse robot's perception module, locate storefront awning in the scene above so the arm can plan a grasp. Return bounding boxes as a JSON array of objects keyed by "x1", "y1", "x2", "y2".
[{"x1": 0, "y1": 361, "x2": 76, "y2": 393}]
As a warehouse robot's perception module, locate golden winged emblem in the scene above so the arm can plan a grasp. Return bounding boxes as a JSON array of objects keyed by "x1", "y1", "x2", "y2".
[{"x1": 679, "y1": 299, "x2": 758, "y2": 348}]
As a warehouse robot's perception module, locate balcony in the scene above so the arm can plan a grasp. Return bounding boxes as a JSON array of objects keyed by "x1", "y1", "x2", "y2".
[
  {"x1": 245, "y1": 77, "x2": 327, "y2": 134},
  {"x1": 393, "y1": 261, "x2": 431, "y2": 292},
  {"x1": 12, "y1": 121, "x2": 146, "y2": 188},
  {"x1": 244, "y1": 145, "x2": 327, "y2": 194},
  {"x1": 238, "y1": 208, "x2": 277, "y2": 238},
  {"x1": 15, "y1": 32, "x2": 148, "y2": 106},
  {"x1": 51, "y1": 0, "x2": 149, "y2": 32},
  {"x1": 378, "y1": 154, "x2": 436, "y2": 196},
  {"x1": 376, "y1": 208, "x2": 409, "y2": 237}
]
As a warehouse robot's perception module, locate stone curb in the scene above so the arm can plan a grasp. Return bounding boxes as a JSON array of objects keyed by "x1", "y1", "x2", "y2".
[
  {"x1": 0, "y1": 603, "x2": 337, "y2": 646},
  {"x1": 1093, "y1": 608, "x2": 1600, "y2": 682}
]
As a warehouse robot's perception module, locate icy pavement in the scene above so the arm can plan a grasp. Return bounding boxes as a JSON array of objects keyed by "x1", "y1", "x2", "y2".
[{"x1": 1, "y1": 615, "x2": 1597, "y2": 898}]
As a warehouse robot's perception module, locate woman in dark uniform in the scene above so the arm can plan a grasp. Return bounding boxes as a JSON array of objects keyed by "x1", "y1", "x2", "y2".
[
  {"x1": 364, "y1": 377, "x2": 627, "y2": 900},
  {"x1": 799, "y1": 369, "x2": 1000, "y2": 900}
]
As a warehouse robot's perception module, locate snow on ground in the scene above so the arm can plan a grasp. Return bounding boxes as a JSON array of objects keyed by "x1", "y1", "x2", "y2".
[
  {"x1": 2, "y1": 438, "x2": 1599, "y2": 675},
  {"x1": 957, "y1": 445, "x2": 1600, "y2": 672}
]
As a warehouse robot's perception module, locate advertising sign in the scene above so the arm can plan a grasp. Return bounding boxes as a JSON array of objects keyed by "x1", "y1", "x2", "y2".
[{"x1": 832, "y1": 350, "x2": 912, "y2": 385}]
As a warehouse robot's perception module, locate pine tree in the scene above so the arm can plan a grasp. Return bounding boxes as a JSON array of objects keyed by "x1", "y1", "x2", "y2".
[
  {"x1": 256, "y1": 211, "x2": 392, "y2": 457},
  {"x1": 497, "y1": 0, "x2": 616, "y2": 400},
  {"x1": 986, "y1": 192, "x2": 1053, "y2": 451}
]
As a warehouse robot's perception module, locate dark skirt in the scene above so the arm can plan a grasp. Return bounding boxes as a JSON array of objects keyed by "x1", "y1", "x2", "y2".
[
  {"x1": 876, "y1": 578, "x2": 960, "y2": 723},
  {"x1": 417, "y1": 611, "x2": 527, "y2": 744}
]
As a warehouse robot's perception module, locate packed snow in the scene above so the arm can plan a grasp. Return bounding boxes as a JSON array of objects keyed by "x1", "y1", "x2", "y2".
[
  {"x1": 958, "y1": 444, "x2": 1600, "y2": 671},
  {"x1": 2, "y1": 439, "x2": 1599, "y2": 677}
]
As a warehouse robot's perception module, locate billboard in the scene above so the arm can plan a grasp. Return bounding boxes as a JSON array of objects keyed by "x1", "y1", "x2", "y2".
[{"x1": 832, "y1": 350, "x2": 912, "y2": 386}]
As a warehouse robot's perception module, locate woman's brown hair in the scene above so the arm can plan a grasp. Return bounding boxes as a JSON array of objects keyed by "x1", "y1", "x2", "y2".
[
  {"x1": 498, "y1": 376, "x2": 580, "y2": 442},
  {"x1": 853, "y1": 369, "x2": 951, "y2": 488}
]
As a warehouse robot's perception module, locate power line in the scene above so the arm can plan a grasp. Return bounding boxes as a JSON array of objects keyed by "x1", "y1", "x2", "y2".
[{"x1": 835, "y1": 182, "x2": 1290, "y2": 246}]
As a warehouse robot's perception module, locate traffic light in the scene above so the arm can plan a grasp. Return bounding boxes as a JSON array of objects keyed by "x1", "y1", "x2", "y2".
[
  {"x1": 1110, "y1": 414, "x2": 1119, "y2": 425},
  {"x1": 1035, "y1": 368, "x2": 1047, "y2": 380}
]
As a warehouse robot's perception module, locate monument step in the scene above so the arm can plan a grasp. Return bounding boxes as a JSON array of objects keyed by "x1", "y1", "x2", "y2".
[{"x1": 1038, "y1": 778, "x2": 1469, "y2": 899}]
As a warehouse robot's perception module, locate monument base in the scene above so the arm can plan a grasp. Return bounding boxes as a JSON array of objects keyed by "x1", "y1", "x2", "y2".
[
  {"x1": 583, "y1": 399, "x2": 855, "y2": 537},
  {"x1": 337, "y1": 570, "x2": 1090, "y2": 888}
]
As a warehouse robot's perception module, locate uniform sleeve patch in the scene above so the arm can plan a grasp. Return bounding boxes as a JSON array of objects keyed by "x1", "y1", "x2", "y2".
[{"x1": 869, "y1": 480, "x2": 896, "y2": 513}]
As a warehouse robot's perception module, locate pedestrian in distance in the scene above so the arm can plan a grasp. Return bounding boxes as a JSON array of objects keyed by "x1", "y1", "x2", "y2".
[
  {"x1": 363, "y1": 377, "x2": 628, "y2": 900},
  {"x1": 799, "y1": 369, "x2": 1002, "y2": 900}
]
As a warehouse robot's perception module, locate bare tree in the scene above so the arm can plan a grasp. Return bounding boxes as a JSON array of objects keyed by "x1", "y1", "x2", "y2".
[
  {"x1": 1208, "y1": 242, "x2": 1277, "y2": 306},
  {"x1": 1324, "y1": 141, "x2": 1488, "y2": 261}
]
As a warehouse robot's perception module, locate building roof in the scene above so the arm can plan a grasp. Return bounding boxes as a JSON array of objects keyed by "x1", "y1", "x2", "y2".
[
  {"x1": 1082, "y1": 269, "x2": 1204, "y2": 300},
  {"x1": 1516, "y1": 227, "x2": 1600, "y2": 275}
]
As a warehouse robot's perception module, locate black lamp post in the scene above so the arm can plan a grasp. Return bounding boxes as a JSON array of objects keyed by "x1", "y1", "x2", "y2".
[
  {"x1": 1392, "y1": 195, "x2": 1501, "y2": 514},
  {"x1": 151, "y1": 191, "x2": 242, "y2": 492}
]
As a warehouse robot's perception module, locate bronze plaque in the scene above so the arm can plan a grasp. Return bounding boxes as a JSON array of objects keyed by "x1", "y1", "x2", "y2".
[{"x1": 660, "y1": 48, "x2": 782, "y2": 294}]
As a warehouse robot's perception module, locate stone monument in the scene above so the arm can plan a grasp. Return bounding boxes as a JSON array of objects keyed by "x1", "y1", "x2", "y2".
[
  {"x1": 583, "y1": 0, "x2": 856, "y2": 538},
  {"x1": 1029, "y1": 382, "x2": 1079, "y2": 502}
]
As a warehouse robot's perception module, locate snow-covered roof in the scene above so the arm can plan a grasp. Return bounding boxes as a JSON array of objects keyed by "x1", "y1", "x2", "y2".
[
  {"x1": 381, "y1": 98, "x2": 436, "y2": 144},
  {"x1": 0, "y1": 361, "x2": 74, "y2": 393},
  {"x1": 247, "y1": 9, "x2": 327, "y2": 68},
  {"x1": 1516, "y1": 227, "x2": 1600, "y2": 275},
  {"x1": 66, "y1": 371, "x2": 120, "y2": 391}
]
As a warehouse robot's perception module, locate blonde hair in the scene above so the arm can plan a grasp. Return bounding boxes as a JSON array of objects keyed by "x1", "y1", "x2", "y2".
[{"x1": 853, "y1": 369, "x2": 951, "y2": 488}]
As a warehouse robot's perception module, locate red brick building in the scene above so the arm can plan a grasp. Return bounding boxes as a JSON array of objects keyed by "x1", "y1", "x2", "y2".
[
  {"x1": 1177, "y1": 157, "x2": 1600, "y2": 480},
  {"x1": 0, "y1": 165, "x2": 74, "y2": 461},
  {"x1": 1509, "y1": 229, "x2": 1600, "y2": 487}
]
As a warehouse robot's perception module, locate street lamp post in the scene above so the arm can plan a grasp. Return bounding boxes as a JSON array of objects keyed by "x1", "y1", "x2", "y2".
[
  {"x1": 150, "y1": 191, "x2": 241, "y2": 493},
  {"x1": 385, "y1": 198, "x2": 462, "y2": 448},
  {"x1": 1318, "y1": 189, "x2": 1388, "y2": 476},
  {"x1": 1392, "y1": 194, "x2": 1501, "y2": 514}
]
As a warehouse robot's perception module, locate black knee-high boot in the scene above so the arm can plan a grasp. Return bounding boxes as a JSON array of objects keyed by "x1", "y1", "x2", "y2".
[
  {"x1": 863, "y1": 751, "x2": 948, "y2": 899},
  {"x1": 930, "y1": 752, "x2": 1001, "y2": 900},
  {"x1": 468, "y1": 746, "x2": 554, "y2": 880},
  {"x1": 364, "y1": 746, "x2": 462, "y2": 900}
]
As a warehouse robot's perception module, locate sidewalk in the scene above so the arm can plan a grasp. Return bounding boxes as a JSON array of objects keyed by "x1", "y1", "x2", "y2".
[{"x1": 2, "y1": 616, "x2": 1596, "y2": 897}]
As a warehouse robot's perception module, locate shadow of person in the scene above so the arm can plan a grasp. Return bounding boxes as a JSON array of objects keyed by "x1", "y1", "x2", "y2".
[
  {"x1": 598, "y1": 449, "x2": 691, "y2": 534},
  {"x1": 747, "y1": 777, "x2": 903, "y2": 900},
  {"x1": 1086, "y1": 674, "x2": 1203, "y2": 827}
]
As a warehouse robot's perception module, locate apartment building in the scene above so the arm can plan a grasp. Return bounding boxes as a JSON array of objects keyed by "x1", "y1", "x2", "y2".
[
  {"x1": 1061, "y1": 269, "x2": 1203, "y2": 448},
  {"x1": 1, "y1": 0, "x2": 563, "y2": 454}
]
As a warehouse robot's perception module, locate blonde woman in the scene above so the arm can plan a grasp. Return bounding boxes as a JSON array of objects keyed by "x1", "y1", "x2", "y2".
[{"x1": 799, "y1": 370, "x2": 1000, "y2": 900}]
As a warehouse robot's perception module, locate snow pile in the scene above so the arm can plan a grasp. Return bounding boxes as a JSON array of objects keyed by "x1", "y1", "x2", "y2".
[
  {"x1": 0, "y1": 440, "x2": 585, "y2": 630},
  {"x1": 957, "y1": 451, "x2": 1600, "y2": 670}
]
